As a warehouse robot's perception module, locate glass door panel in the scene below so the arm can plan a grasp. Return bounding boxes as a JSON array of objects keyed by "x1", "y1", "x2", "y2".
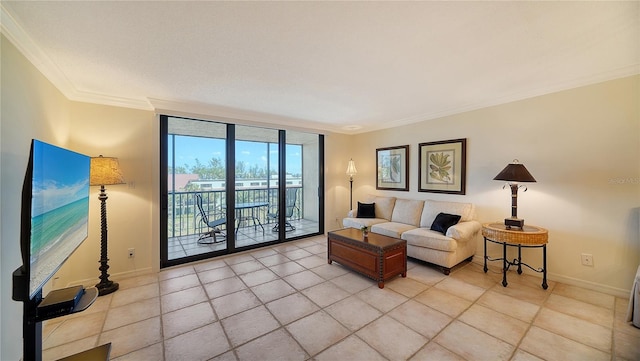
[
  {"x1": 286, "y1": 130, "x2": 321, "y2": 239},
  {"x1": 234, "y1": 125, "x2": 279, "y2": 248},
  {"x1": 166, "y1": 117, "x2": 228, "y2": 263}
]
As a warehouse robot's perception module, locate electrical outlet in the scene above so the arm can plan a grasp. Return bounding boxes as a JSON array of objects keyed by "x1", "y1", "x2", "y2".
[
  {"x1": 128, "y1": 248, "x2": 135, "y2": 258},
  {"x1": 581, "y1": 253, "x2": 593, "y2": 266}
]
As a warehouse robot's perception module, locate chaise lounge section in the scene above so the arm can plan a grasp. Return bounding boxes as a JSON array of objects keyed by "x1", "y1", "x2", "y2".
[{"x1": 343, "y1": 195, "x2": 481, "y2": 274}]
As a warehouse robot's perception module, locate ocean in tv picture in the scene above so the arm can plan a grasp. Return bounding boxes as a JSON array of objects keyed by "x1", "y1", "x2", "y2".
[{"x1": 30, "y1": 197, "x2": 90, "y2": 262}]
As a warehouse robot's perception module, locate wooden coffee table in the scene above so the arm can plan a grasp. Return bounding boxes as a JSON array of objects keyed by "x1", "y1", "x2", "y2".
[{"x1": 327, "y1": 228, "x2": 407, "y2": 288}]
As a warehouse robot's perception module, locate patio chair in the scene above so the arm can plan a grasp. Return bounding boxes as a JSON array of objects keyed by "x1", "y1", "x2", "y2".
[
  {"x1": 195, "y1": 193, "x2": 226, "y2": 244},
  {"x1": 267, "y1": 187, "x2": 299, "y2": 232}
]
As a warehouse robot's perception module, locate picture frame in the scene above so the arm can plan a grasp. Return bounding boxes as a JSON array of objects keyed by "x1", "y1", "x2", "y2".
[
  {"x1": 376, "y1": 145, "x2": 409, "y2": 191},
  {"x1": 418, "y1": 138, "x2": 466, "y2": 194}
]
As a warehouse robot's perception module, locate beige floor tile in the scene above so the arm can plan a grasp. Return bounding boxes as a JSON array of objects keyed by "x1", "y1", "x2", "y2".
[
  {"x1": 229, "y1": 260, "x2": 265, "y2": 275},
  {"x1": 258, "y1": 253, "x2": 291, "y2": 267},
  {"x1": 384, "y1": 276, "x2": 431, "y2": 298},
  {"x1": 221, "y1": 306, "x2": 280, "y2": 347},
  {"x1": 274, "y1": 244, "x2": 301, "y2": 253},
  {"x1": 282, "y1": 248, "x2": 313, "y2": 260},
  {"x1": 502, "y1": 271, "x2": 555, "y2": 291},
  {"x1": 286, "y1": 310, "x2": 350, "y2": 356},
  {"x1": 311, "y1": 263, "x2": 349, "y2": 280},
  {"x1": 197, "y1": 266, "x2": 236, "y2": 284},
  {"x1": 193, "y1": 258, "x2": 228, "y2": 273},
  {"x1": 434, "y1": 320, "x2": 514, "y2": 361},
  {"x1": 43, "y1": 311, "x2": 106, "y2": 349},
  {"x1": 223, "y1": 254, "x2": 255, "y2": 265},
  {"x1": 269, "y1": 261, "x2": 306, "y2": 277},
  {"x1": 449, "y1": 266, "x2": 500, "y2": 290},
  {"x1": 117, "y1": 273, "x2": 159, "y2": 290},
  {"x1": 534, "y1": 308, "x2": 611, "y2": 351},
  {"x1": 614, "y1": 329, "x2": 640, "y2": 360},
  {"x1": 458, "y1": 304, "x2": 529, "y2": 345},
  {"x1": 510, "y1": 349, "x2": 544, "y2": 361},
  {"x1": 163, "y1": 301, "x2": 217, "y2": 339},
  {"x1": 325, "y1": 295, "x2": 383, "y2": 331},
  {"x1": 544, "y1": 293, "x2": 613, "y2": 327},
  {"x1": 434, "y1": 277, "x2": 487, "y2": 301},
  {"x1": 42, "y1": 335, "x2": 99, "y2": 360},
  {"x1": 553, "y1": 283, "x2": 615, "y2": 309},
  {"x1": 315, "y1": 335, "x2": 387, "y2": 361},
  {"x1": 519, "y1": 326, "x2": 610, "y2": 361},
  {"x1": 212, "y1": 289, "x2": 262, "y2": 319},
  {"x1": 103, "y1": 297, "x2": 160, "y2": 331},
  {"x1": 239, "y1": 268, "x2": 279, "y2": 287},
  {"x1": 204, "y1": 276, "x2": 246, "y2": 299},
  {"x1": 330, "y1": 272, "x2": 376, "y2": 293},
  {"x1": 406, "y1": 263, "x2": 447, "y2": 285},
  {"x1": 295, "y1": 255, "x2": 326, "y2": 269},
  {"x1": 110, "y1": 283, "x2": 159, "y2": 308},
  {"x1": 302, "y1": 244, "x2": 326, "y2": 255},
  {"x1": 388, "y1": 300, "x2": 452, "y2": 339},
  {"x1": 356, "y1": 315, "x2": 427, "y2": 360},
  {"x1": 235, "y1": 329, "x2": 309, "y2": 361},
  {"x1": 266, "y1": 293, "x2": 320, "y2": 325},
  {"x1": 211, "y1": 350, "x2": 238, "y2": 361},
  {"x1": 249, "y1": 247, "x2": 278, "y2": 258},
  {"x1": 284, "y1": 270, "x2": 325, "y2": 290},
  {"x1": 99, "y1": 317, "x2": 162, "y2": 358},
  {"x1": 409, "y1": 341, "x2": 465, "y2": 361},
  {"x1": 414, "y1": 288, "x2": 472, "y2": 317},
  {"x1": 164, "y1": 322, "x2": 230, "y2": 361},
  {"x1": 477, "y1": 290, "x2": 540, "y2": 323},
  {"x1": 159, "y1": 265, "x2": 195, "y2": 281},
  {"x1": 250, "y1": 279, "x2": 297, "y2": 303},
  {"x1": 160, "y1": 285, "x2": 208, "y2": 314},
  {"x1": 357, "y1": 286, "x2": 409, "y2": 312},
  {"x1": 302, "y1": 281, "x2": 351, "y2": 307},
  {"x1": 160, "y1": 273, "x2": 200, "y2": 295},
  {"x1": 111, "y1": 342, "x2": 163, "y2": 361},
  {"x1": 489, "y1": 282, "x2": 550, "y2": 305}
]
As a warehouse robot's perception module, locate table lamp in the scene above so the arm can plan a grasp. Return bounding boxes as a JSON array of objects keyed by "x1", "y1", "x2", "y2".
[
  {"x1": 493, "y1": 159, "x2": 536, "y2": 229},
  {"x1": 90, "y1": 155, "x2": 125, "y2": 296}
]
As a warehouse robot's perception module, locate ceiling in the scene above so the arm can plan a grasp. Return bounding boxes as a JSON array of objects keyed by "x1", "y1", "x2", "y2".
[{"x1": 2, "y1": 1, "x2": 638, "y2": 134}]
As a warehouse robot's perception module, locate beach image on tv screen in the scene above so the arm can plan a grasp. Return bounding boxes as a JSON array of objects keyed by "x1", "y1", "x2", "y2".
[{"x1": 29, "y1": 140, "x2": 90, "y2": 298}]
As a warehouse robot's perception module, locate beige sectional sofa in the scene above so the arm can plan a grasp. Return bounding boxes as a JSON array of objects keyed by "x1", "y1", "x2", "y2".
[{"x1": 343, "y1": 195, "x2": 481, "y2": 274}]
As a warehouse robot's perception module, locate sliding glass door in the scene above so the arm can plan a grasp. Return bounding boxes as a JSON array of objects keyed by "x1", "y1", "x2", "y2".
[{"x1": 160, "y1": 115, "x2": 324, "y2": 267}]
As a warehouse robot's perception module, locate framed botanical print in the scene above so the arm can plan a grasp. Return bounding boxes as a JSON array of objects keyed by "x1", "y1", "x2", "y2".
[
  {"x1": 418, "y1": 138, "x2": 466, "y2": 194},
  {"x1": 376, "y1": 145, "x2": 409, "y2": 191}
]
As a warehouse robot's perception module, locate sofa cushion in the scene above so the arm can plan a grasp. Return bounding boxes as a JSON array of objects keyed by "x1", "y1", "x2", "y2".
[
  {"x1": 401, "y1": 228, "x2": 458, "y2": 252},
  {"x1": 391, "y1": 199, "x2": 425, "y2": 227},
  {"x1": 430, "y1": 212, "x2": 461, "y2": 235},
  {"x1": 343, "y1": 217, "x2": 387, "y2": 229},
  {"x1": 420, "y1": 200, "x2": 474, "y2": 228},
  {"x1": 369, "y1": 196, "x2": 396, "y2": 221},
  {"x1": 371, "y1": 222, "x2": 417, "y2": 239},
  {"x1": 356, "y1": 202, "x2": 376, "y2": 218}
]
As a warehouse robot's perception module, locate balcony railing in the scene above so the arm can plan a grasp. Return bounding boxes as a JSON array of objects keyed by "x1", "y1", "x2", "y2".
[{"x1": 168, "y1": 186, "x2": 303, "y2": 238}]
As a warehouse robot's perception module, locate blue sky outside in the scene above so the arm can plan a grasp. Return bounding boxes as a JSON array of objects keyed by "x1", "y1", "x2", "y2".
[
  {"x1": 169, "y1": 135, "x2": 302, "y2": 176},
  {"x1": 32, "y1": 140, "x2": 90, "y2": 217}
]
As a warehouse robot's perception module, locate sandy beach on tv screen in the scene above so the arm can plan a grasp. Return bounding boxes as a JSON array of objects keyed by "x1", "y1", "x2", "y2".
[{"x1": 30, "y1": 220, "x2": 88, "y2": 296}]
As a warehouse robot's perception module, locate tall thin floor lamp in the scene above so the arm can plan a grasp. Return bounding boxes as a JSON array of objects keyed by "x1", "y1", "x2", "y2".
[
  {"x1": 346, "y1": 159, "x2": 357, "y2": 210},
  {"x1": 90, "y1": 155, "x2": 125, "y2": 296}
]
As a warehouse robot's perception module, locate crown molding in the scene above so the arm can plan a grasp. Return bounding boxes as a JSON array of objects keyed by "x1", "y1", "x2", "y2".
[{"x1": 1, "y1": 4, "x2": 153, "y2": 111}]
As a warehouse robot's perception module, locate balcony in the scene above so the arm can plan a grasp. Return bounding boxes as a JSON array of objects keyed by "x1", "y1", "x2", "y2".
[{"x1": 167, "y1": 186, "x2": 319, "y2": 260}]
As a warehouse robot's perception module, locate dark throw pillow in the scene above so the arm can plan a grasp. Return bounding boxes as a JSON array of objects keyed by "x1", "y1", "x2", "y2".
[
  {"x1": 430, "y1": 212, "x2": 461, "y2": 235},
  {"x1": 357, "y1": 202, "x2": 376, "y2": 218}
]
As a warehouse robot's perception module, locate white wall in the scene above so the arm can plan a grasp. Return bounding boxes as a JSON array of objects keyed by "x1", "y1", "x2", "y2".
[
  {"x1": 341, "y1": 75, "x2": 640, "y2": 296},
  {"x1": 1, "y1": 35, "x2": 74, "y2": 360}
]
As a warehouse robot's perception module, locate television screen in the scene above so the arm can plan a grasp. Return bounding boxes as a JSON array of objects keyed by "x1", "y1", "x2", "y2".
[{"x1": 28, "y1": 140, "x2": 90, "y2": 299}]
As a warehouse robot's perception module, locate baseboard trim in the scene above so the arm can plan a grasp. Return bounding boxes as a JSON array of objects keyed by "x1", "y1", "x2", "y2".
[{"x1": 66, "y1": 267, "x2": 154, "y2": 289}]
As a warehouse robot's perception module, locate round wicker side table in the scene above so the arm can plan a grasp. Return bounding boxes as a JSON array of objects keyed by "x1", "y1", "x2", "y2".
[{"x1": 482, "y1": 222, "x2": 549, "y2": 289}]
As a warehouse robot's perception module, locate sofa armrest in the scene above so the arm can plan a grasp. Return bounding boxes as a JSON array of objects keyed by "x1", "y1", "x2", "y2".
[
  {"x1": 347, "y1": 209, "x2": 355, "y2": 218},
  {"x1": 446, "y1": 220, "x2": 481, "y2": 240}
]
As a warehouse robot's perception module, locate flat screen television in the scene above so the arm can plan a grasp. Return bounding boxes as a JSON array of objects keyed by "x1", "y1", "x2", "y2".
[{"x1": 18, "y1": 139, "x2": 91, "y2": 300}]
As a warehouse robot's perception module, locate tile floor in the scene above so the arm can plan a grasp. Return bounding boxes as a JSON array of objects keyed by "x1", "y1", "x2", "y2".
[{"x1": 42, "y1": 235, "x2": 640, "y2": 361}]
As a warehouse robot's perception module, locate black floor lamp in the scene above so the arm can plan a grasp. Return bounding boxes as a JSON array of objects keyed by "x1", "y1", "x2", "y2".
[
  {"x1": 346, "y1": 159, "x2": 357, "y2": 210},
  {"x1": 90, "y1": 155, "x2": 125, "y2": 296}
]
